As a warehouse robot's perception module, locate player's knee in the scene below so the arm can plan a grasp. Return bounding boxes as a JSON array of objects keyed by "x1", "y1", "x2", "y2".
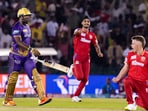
[
  {"x1": 32, "y1": 68, "x2": 41, "y2": 82},
  {"x1": 8, "y1": 71, "x2": 19, "y2": 84}
]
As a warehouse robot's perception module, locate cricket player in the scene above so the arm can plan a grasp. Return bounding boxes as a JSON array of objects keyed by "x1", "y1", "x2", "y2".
[
  {"x1": 3, "y1": 8, "x2": 52, "y2": 106},
  {"x1": 68, "y1": 16, "x2": 103, "y2": 102},
  {"x1": 112, "y1": 35, "x2": 148, "y2": 110}
]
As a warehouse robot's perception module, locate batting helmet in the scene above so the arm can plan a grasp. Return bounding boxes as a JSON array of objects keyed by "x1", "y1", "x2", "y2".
[{"x1": 17, "y1": 8, "x2": 32, "y2": 18}]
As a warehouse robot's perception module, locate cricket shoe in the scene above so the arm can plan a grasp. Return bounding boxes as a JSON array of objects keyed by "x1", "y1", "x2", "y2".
[
  {"x1": 2, "y1": 100, "x2": 16, "y2": 106},
  {"x1": 124, "y1": 104, "x2": 137, "y2": 111},
  {"x1": 38, "y1": 97, "x2": 52, "y2": 106},
  {"x1": 67, "y1": 64, "x2": 73, "y2": 78},
  {"x1": 72, "y1": 96, "x2": 82, "y2": 102}
]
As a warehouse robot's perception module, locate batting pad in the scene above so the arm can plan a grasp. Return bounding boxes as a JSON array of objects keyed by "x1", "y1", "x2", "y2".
[
  {"x1": 4, "y1": 71, "x2": 19, "y2": 102},
  {"x1": 32, "y1": 68, "x2": 45, "y2": 100}
]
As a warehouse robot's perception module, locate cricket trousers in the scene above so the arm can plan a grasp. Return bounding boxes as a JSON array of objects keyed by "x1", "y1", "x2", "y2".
[
  {"x1": 73, "y1": 54, "x2": 90, "y2": 96},
  {"x1": 124, "y1": 77, "x2": 148, "y2": 110}
]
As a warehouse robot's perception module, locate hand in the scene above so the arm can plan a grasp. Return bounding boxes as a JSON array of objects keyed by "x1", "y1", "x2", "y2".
[
  {"x1": 97, "y1": 52, "x2": 103, "y2": 57},
  {"x1": 31, "y1": 48, "x2": 40, "y2": 56},
  {"x1": 112, "y1": 77, "x2": 120, "y2": 83},
  {"x1": 74, "y1": 29, "x2": 82, "y2": 35}
]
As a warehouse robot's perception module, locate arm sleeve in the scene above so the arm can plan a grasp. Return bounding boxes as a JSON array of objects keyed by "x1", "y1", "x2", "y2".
[{"x1": 12, "y1": 25, "x2": 21, "y2": 37}]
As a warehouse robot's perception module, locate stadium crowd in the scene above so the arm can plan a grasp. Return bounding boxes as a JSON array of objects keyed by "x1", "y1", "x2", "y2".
[{"x1": 0, "y1": 0, "x2": 148, "y2": 74}]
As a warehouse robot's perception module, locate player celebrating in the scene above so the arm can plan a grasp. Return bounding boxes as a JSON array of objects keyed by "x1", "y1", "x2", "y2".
[
  {"x1": 3, "y1": 8, "x2": 52, "y2": 106},
  {"x1": 112, "y1": 35, "x2": 148, "y2": 110},
  {"x1": 68, "y1": 16, "x2": 103, "y2": 102}
]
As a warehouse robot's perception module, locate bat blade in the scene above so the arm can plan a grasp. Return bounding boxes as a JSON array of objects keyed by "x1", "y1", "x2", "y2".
[{"x1": 37, "y1": 59, "x2": 69, "y2": 73}]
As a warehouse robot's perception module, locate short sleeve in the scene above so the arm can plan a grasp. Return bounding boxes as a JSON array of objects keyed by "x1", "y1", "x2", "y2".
[
  {"x1": 124, "y1": 52, "x2": 130, "y2": 65},
  {"x1": 12, "y1": 25, "x2": 21, "y2": 37}
]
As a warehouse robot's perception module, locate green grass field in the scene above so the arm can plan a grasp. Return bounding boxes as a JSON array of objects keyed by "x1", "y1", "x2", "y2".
[{"x1": 0, "y1": 98, "x2": 145, "y2": 111}]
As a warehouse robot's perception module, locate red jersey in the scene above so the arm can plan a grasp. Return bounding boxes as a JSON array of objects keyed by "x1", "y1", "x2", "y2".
[
  {"x1": 125, "y1": 50, "x2": 148, "y2": 81},
  {"x1": 73, "y1": 28, "x2": 97, "y2": 59}
]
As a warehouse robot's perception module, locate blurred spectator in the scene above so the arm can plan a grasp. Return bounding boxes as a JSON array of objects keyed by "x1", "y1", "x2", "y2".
[
  {"x1": 138, "y1": 2, "x2": 147, "y2": 21},
  {"x1": 123, "y1": 46, "x2": 131, "y2": 57},
  {"x1": 102, "y1": 78, "x2": 115, "y2": 97},
  {"x1": 35, "y1": 0, "x2": 47, "y2": 20},
  {"x1": 46, "y1": 15, "x2": 59, "y2": 47},
  {"x1": 68, "y1": 8, "x2": 80, "y2": 36},
  {"x1": 47, "y1": 0, "x2": 56, "y2": 16},
  {"x1": 111, "y1": 0, "x2": 126, "y2": 19},
  {"x1": 30, "y1": 14, "x2": 47, "y2": 47},
  {"x1": 57, "y1": 22, "x2": 71, "y2": 66},
  {"x1": 95, "y1": 16, "x2": 110, "y2": 49},
  {"x1": 110, "y1": 24, "x2": 126, "y2": 49},
  {"x1": 1, "y1": 16, "x2": 12, "y2": 35},
  {"x1": 0, "y1": 0, "x2": 10, "y2": 17},
  {"x1": 107, "y1": 40, "x2": 123, "y2": 67},
  {"x1": 118, "y1": 79, "x2": 125, "y2": 97},
  {"x1": 0, "y1": 27, "x2": 11, "y2": 72}
]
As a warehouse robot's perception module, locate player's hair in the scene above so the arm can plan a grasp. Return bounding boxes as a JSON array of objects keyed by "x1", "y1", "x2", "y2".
[
  {"x1": 131, "y1": 35, "x2": 146, "y2": 48},
  {"x1": 83, "y1": 16, "x2": 89, "y2": 20}
]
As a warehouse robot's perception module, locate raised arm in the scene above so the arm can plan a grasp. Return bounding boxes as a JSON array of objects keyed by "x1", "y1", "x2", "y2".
[{"x1": 74, "y1": 29, "x2": 82, "y2": 36}]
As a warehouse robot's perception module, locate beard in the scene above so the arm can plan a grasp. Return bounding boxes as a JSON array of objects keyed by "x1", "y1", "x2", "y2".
[
  {"x1": 22, "y1": 17, "x2": 30, "y2": 25},
  {"x1": 22, "y1": 20, "x2": 28, "y2": 25}
]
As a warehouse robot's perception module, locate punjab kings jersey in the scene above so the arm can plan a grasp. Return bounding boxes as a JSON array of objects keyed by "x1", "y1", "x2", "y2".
[
  {"x1": 73, "y1": 28, "x2": 98, "y2": 60},
  {"x1": 11, "y1": 22, "x2": 31, "y2": 55},
  {"x1": 125, "y1": 50, "x2": 148, "y2": 81}
]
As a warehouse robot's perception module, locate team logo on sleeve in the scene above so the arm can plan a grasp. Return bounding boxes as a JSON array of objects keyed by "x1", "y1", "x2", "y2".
[
  {"x1": 141, "y1": 56, "x2": 146, "y2": 62},
  {"x1": 12, "y1": 30, "x2": 19, "y2": 34},
  {"x1": 23, "y1": 29, "x2": 28, "y2": 32}
]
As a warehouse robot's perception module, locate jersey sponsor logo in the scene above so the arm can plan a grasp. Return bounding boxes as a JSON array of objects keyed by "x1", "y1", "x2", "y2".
[
  {"x1": 81, "y1": 33, "x2": 86, "y2": 36},
  {"x1": 131, "y1": 55, "x2": 136, "y2": 60},
  {"x1": 80, "y1": 37, "x2": 91, "y2": 43},
  {"x1": 23, "y1": 29, "x2": 28, "y2": 32},
  {"x1": 141, "y1": 56, "x2": 146, "y2": 62},
  {"x1": 12, "y1": 30, "x2": 20, "y2": 35},
  {"x1": 131, "y1": 60, "x2": 144, "y2": 67}
]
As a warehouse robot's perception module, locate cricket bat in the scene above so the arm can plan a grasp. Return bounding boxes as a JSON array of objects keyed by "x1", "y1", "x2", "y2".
[{"x1": 36, "y1": 59, "x2": 70, "y2": 73}]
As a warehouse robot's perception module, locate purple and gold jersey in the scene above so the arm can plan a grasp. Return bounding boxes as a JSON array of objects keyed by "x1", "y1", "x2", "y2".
[{"x1": 11, "y1": 22, "x2": 31, "y2": 55}]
